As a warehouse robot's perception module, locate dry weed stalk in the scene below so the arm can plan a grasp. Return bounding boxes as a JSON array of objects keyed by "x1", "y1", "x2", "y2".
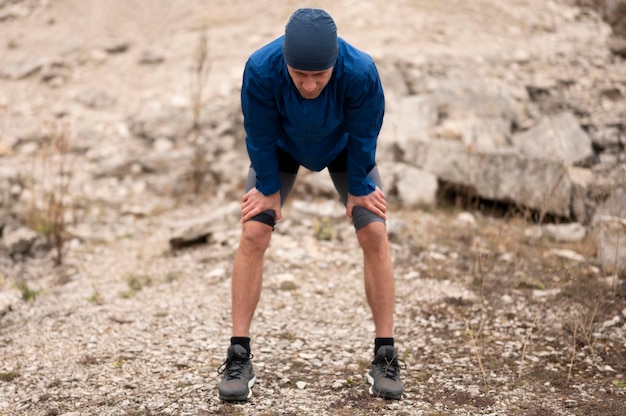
[
  {"x1": 452, "y1": 252, "x2": 490, "y2": 388},
  {"x1": 566, "y1": 302, "x2": 599, "y2": 384},
  {"x1": 611, "y1": 238, "x2": 620, "y2": 295},
  {"x1": 188, "y1": 27, "x2": 212, "y2": 194},
  {"x1": 190, "y1": 27, "x2": 211, "y2": 136},
  {"x1": 607, "y1": 180, "x2": 625, "y2": 293},
  {"x1": 566, "y1": 323, "x2": 578, "y2": 384},
  {"x1": 517, "y1": 314, "x2": 539, "y2": 380},
  {"x1": 26, "y1": 121, "x2": 74, "y2": 265},
  {"x1": 581, "y1": 302, "x2": 599, "y2": 356},
  {"x1": 518, "y1": 276, "x2": 565, "y2": 380},
  {"x1": 461, "y1": 315, "x2": 489, "y2": 388}
]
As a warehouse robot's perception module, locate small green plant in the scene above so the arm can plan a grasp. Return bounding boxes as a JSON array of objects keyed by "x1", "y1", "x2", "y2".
[
  {"x1": 175, "y1": 381, "x2": 193, "y2": 389},
  {"x1": 612, "y1": 380, "x2": 626, "y2": 388},
  {"x1": 313, "y1": 216, "x2": 336, "y2": 240},
  {"x1": 356, "y1": 359, "x2": 371, "y2": 370},
  {"x1": 278, "y1": 330, "x2": 296, "y2": 342},
  {"x1": 119, "y1": 291, "x2": 135, "y2": 299},
  {"x1": 127, "y1": 274, "x2": 151, "y2": 291},
  {"x1": 165, "y1": 271, "x2": 181, "y2": 283},
  {"x1": 279, "y1": 280, "x2": 298, "y2": 291},
  {"x1": 119, "y1": 273, "x2": 152, "y2": 299},
  {"x1": 0, "y1": 371, "x2": 20, "y2": 382},
  {"x1": 87, "y1": 284, "x2": 104, "y2": 304},
  {"x1": 16, "y1": 281, "x2": 38, "y2": 302},
  {"x1": 113, "y1": 358, "x2": 126, "y2": 369}
]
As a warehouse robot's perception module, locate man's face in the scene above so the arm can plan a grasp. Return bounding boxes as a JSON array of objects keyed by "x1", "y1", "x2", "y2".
[{"x1": 287, "y1": 66, "x2": 334, "y2": 99}]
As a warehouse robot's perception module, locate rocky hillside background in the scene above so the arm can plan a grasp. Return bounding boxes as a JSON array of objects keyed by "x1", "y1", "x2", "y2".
[{"x1": 1, "y1": 1, "x2": 626, "y2": 415}]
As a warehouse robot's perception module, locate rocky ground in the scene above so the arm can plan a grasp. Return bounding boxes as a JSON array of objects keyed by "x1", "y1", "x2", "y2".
[{"x1": 1, "y1": 0, "x2": 626, "y2": 415}]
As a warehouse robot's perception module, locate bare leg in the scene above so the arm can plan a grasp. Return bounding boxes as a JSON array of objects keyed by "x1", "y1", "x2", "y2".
[
  {"x1": 231, "y1": 221, "x2": 273, "y2": 337},
  {"x1": 356, "y1": 221, "x2": 394, "y2": 338}
]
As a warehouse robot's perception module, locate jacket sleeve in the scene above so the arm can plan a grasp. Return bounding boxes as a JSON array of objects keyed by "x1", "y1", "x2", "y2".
[
  {"x1": 344, "y1": 63, "x2": 385, "y2": 196},
  {"x1": 241, "y1": 61, "x2": 281, "y2": 196}
]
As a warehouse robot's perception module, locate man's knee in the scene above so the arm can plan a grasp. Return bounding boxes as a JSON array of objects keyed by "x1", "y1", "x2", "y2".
[
  {"x1": 356, "y1": 221, "x2": 388, "y2": 249},
  {"x1": 240, "y1": 221, "x2": 273, "y2": 252}
]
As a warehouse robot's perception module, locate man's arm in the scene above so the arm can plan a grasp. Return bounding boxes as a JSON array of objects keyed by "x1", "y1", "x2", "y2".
[
  {"x1": 344, "y1": 59, "x2": 385, "y2": 197},
  {"x1": 241, "y1": 61, "x2": 281, "y2": 196}
]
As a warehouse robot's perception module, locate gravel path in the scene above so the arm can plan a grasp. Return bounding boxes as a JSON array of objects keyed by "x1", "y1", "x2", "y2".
[{"x1": 3, "y1": 203, "x2": 626, "y2": 415}]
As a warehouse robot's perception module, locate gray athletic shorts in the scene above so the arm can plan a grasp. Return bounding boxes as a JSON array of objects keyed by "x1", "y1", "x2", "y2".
[{"x1": 245, "y1": 146, "x2": 385, "y2": 231}]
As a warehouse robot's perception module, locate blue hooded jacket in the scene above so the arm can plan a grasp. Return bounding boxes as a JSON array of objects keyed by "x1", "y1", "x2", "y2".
[{"x1": 241, "y1": 36, "x2": 385, "y2": 197}]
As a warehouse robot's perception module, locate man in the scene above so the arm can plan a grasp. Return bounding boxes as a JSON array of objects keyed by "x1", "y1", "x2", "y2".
[{"x1": 217, "y1": 8, "x2": 403, "y2": 401}]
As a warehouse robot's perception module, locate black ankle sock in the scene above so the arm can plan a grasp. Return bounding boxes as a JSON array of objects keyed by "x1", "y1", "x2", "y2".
[
  {"x1": 374, "y1": 337, "x2": 394, "y2": 354},
  {"x1": 231, "y1": 337, "x2": 251, "y2": 355}
]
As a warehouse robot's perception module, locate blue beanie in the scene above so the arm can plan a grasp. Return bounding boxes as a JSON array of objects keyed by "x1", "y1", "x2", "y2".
[{"x1": 282, "y1": 8, "x2": 338, "y2": 71}]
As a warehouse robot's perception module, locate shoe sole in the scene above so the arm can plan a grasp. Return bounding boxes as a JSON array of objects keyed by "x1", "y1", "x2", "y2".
[
  {"x1": 219, "y1": 375, "x2": 256, "y2": 402},
  {"x1": 365, "y1": 372, "x2": 402, "y2": 400}
]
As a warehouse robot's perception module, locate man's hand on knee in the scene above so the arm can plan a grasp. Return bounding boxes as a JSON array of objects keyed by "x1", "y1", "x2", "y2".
[
  {"x1": 346, "y1": 188, "x2": 387, "y2": 220},
  {"x1": 241, "y1": 188, "x2": 282, "y2": 223}
]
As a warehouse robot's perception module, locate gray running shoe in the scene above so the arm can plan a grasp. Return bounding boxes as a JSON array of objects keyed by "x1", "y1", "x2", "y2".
[
  {"x1": 366, "y1": 345, "x2": 404, "y2": 400},
  {"x1": 217, "y1": 345, "x2": 256, "y2": 401}
]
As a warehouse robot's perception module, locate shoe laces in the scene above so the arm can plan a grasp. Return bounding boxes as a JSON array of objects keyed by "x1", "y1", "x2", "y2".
[
  {"x1": 217, "y1": 352, "x2": 253, "y2": 380},
  {"x1": 373, "y1": 355, "x2": 406, "y2": 380}
]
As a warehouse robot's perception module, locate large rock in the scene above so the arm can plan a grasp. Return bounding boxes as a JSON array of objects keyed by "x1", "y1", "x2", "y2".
[
  {"x1": 511, "y1": 112, "x2": 594, "y2": 165},
  {"x1": 543, "y1": 223, "x2": 587, "y2": 242},
  {"x1": 128, "y1": 101, "x2": 193, "y2": 141},
  {"x1": 0, "y1": 57, "x2": 45, "y2": 80},
  {"x1": 386, "y1": 79, "x2": 523, "y2": 154},
  {"x1": 575, "y1": 0, "x2": 626, "y2": 54},
  {"x1": 594, "y1": 215, "x2": 626, "y2": 273},
  {"x1": 168, "y1": 201, "x2": 240, "y2": 248},
  {"x1": 597, "y1": 187, "x2": 626, "y2": 216},
  {"x1": 603, "y1": 0, "x2": 626, "y2": 36},
  {"x1": 388, "y1": 95, "x2": 439, "y2": 145},
  {"x1": 379, "y1": 161, "x2": 438, "y2": 208},
  {"x1": 431, "y1": 79, "x2": 521, "y2": 121},
  {"x1": 568, "y1": 166, "x2": 596, "y2": 223},
  {"x1": 433, "y1": 116, "x2": 512, "y2": 150},
  {"x1": 396, "y1": 166, "x2": 438, "y2": 208},
  {"x1": 400, "y1": 139, "x2": 573, "y2": 217},
  {"x1": 592, "y1": 187, "x2": 626, "y2": 272}
]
